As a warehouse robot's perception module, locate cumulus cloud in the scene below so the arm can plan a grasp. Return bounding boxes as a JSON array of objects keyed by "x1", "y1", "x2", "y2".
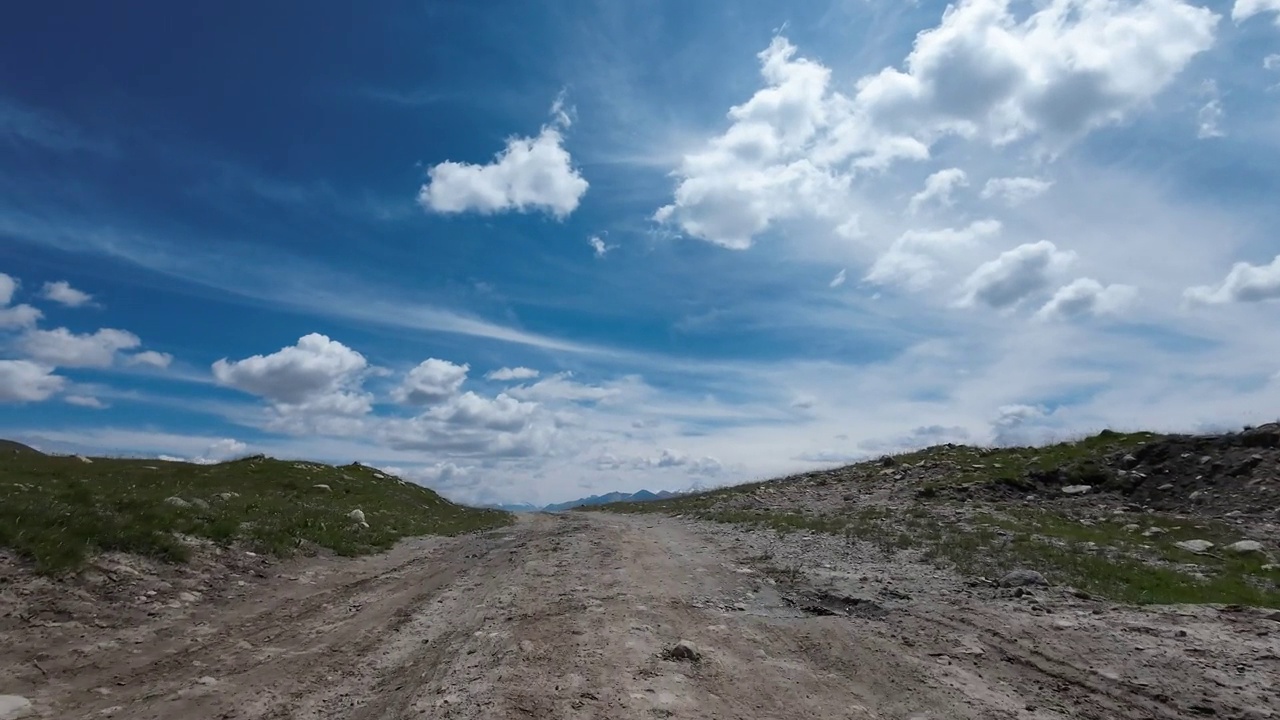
[
  {"x1": 1184, "y1": 254, "x2": 1280, "y2": 304},
  {"x1": 418, "y1": 100, "x2": 588, "y2": 219},
  {"x1": 127, "y1": 350, "x2": 173, "y2": 369},
  {"x1": 0, "y1": 360, "x2": 65, "y2": 402},
  {"x1": 653, "y1": 38, "x2": 852, "y2": 249},
  {"x1": 18, "y1": 327, "x2": 141, "y2": 367},
  {"x1": 657, "y1": 2, "x2": 1215, "y2": 248},
  {"x1": 957, "y1": 240, "x2": 1076, "y2": 309},
  {"x1": 1036, "y1": 278, "x2": 1137, "y2": 320},
  {"x1": 908, "y1": 168, "x2": 968, "y2": 213},
  {"x1": 588, "y1": 235, "x2": 614, "y2": 258},
  {"x1": 1266, "y1": 54, "x2": 1280, "y2": 70},
  {"x1": 382, "y1": 391, "x2": 553, "y2": 457},
  {"x1": 847, "y1": 0, "x2": 1219, "y2": 150},
  {"x1": 0, "y1": 273, "x2": 16, "y2": 305},
  {"x1": 866, "y1": 219, "x2": 1002, "y2": 291},
  {"x1": 1234, "y1": 0, "x2": 1280, "y2": 25},
  {"x1": 213, "y1": 333, "x2": 368, "y2": 404},
  {"x1": 829, "y1": 268, "x2": 847, "y2": 288},
  {"x1": 486, "y1": 366, "x2": 540, "y2": 381},
  {"x1": 991, "y1": 403, "x2": 1053, "y2": 446},
  {"x1": 643, "y1": 449, "x2": 723, "y2": 475},
  {"x1": 393, "y1": 358, "x2": 469, "y2": 405},
  {"x1": 40, "y1": 280, "x2": 93, "y2": 307},
  {"x1": 199, "y1": 438, "x2": 248, "y2": 463},
  {"x1": 0, "y1": 303, "x2": 41, "y2": 330},
  {"x1": 0, "y1": 272, "x2": 41, "y2": 329},
  {"x1": 980, "y1": 176, "x2": 1052, "y2": 205}
]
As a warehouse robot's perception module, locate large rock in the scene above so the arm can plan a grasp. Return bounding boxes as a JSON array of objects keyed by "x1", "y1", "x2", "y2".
[
  {"x1": 1174, "y1": 539, "x2": 1215, "y2": 554},
  {"x1": 1062, "y1": 485, "x2": 1092, "y2": 495},
  {"x1": 998, "y1": 569, "x2": 1048, "y2": 588},
  {"x1": 164, "y1": 497, "x2": 191, "y2": 509},
  {"x1": 1226, "y1": 540, "x2": 1264, "y2": 555},
  {"x1": 0, "y1": 695, "x2": 32, "y2": 720},
  {"x1": 667, "y1": 639, "x2": 701, "y2": 662},
  {"x1": 348, "y1": 509, "x2": 367, "y2": 524}
]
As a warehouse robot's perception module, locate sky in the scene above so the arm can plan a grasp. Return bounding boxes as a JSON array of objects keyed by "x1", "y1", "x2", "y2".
[{"x1": 2, "y1": 0, "x2": 1280, "y2": 506}]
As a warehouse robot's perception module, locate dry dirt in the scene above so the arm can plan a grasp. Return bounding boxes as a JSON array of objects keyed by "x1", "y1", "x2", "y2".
[{"x1": 2, "y1": 512, "x2": 1279, "y2": 720}]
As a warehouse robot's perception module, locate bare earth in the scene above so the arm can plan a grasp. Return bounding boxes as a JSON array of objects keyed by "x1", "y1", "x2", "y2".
[{"x1": 3, "y1": 512, "x2": 1278, "y2": 720}]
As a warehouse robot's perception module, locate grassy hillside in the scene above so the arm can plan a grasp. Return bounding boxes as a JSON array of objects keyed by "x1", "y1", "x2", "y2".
[
  {"x1": 598, "y1": 429, "x2": 1280, "y2": 607},
  {"x1": 0, "y1": 442, "x2": 511, "y2": 573}
]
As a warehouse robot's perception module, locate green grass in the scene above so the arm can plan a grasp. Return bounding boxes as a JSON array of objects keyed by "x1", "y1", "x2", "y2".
[
  {"x1": 599, "y1": 429, "x2": 1280, "y2": 607},
  {"x1": 0, "y1": 443, "x2": 512, "y2": 574},
  {"x1": 603, "y1": 429, "x2": 1163, "y2": 516},
  {"x1": 636, "y1": 503, "x2": 1280, "y2": 607}
]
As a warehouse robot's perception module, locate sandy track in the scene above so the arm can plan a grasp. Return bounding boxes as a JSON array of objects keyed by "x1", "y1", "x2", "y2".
[{"x1": 3, "y1": 512, "x2": 1276, "y2": 719}]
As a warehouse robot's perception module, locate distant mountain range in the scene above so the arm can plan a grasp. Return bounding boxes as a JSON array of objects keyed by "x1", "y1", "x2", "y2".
[{"x1": 492, "y1": 489, "x2": 681, "y2": 513}]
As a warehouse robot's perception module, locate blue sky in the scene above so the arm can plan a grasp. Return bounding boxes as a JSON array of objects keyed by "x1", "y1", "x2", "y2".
[{"x1": 3, "y1": 0, "x2": 1280, "y2": 505}]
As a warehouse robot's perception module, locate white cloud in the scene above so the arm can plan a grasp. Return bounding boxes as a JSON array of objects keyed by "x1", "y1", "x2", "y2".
[
  {"x1": 588, "y1": 235, "x2": 614, "y2": 258},
  {"x1": 0, "y1": 303, "x2": 41, "y2": 330},
  {"x1": 40, "y1": 280, "x2": 93, "y2": 307},
  {"x1": 829, "y1": 268, "x2": 847, "y2": 288},
  {"x1": 127, "y1": 350, "x2": 173, "y2": 369},
  {"x1": 198, "y1": 438, "x2": 248, "y2": 463},
  {"x1": 0, "y1": 360, "x2": 65, "y2": 402},
  {"x1": 908, "y1": 168, "x2": 968, "y2": 213},
  {"x1": 383, "y1": 391, "x2": 554, "y2": 457},
  {"x1": 18, "y1": 327, "x2": 141, "y2": 368},
  {"x1": 0, "y1": 272, "x2": 41, "y2": 329},
  {"x1": 393, "y1": 358, "x2": 469, "y2": 405},
  {"x1": 1197, "y1": 80, "x2": 1225, "y2": 139},
  {"x1": 653, "y1": 38, "x2": 852, "y2": 249},
  {"x1": 0, "y1": 272, "x2": 15, "y2": 305},
  {"x1": 213, "y1": 333, "x2": 368, "y2": 404},
  {"x1": 642, "y1": 449, "x2": 723, "y2": 475},
  {"x1": 1234, "y1": 0, "x2": 1280, "y2": 25},
  {"x1": 506, "y1": 372, "x2": 623, "y2": 403},
  {"x1": 957, "y1": 240, "x2": 1076, "y2": 309},
  {"x1": 1266, "y1": 54, "x2": 1280, "y2": 71},
  {"x1": 1184, "y1": 254, "x2": 1280, "y2": 304},
  {"x1": 980, "y1": 176, "x2": 1052, "y2": 205},
  {"x1": 847, "y1": 0, "x2": 1220, "y2": 150},
  {"x1": 658, "y1": 2, "x2": 1215, "y2": 248},
  {"x1": 866, "y1": 219, "x2": 1002, "y2": 291},
  {"x1": 486, "y1": 366, "x2": 540, "y2": 381},
  {"x1": 64, "y1": 395, "x2": 107, "y2": 409},
  {"x1": 991, "y1": 404, "x2": 1053, "y2": 446},
  {"x1": 1035, "y1": 278, "x2": 1137, "y2": 320},
  {"x1": 417, "y1": 100, "x2": 588, "y2": 219}
]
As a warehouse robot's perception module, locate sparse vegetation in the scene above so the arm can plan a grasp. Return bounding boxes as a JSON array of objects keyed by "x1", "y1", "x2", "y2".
[
  {"x1": 0, "y1": 443, "x2": 511, "y2": 573},
  {"x1": 598, "y1": 429, "x2": 1280, "y2": 607}
]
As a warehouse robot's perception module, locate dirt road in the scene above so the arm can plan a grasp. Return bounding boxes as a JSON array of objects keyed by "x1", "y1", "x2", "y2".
[{"x1": 3, "y1": 512, "x2": 1277, "y2": 719}]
